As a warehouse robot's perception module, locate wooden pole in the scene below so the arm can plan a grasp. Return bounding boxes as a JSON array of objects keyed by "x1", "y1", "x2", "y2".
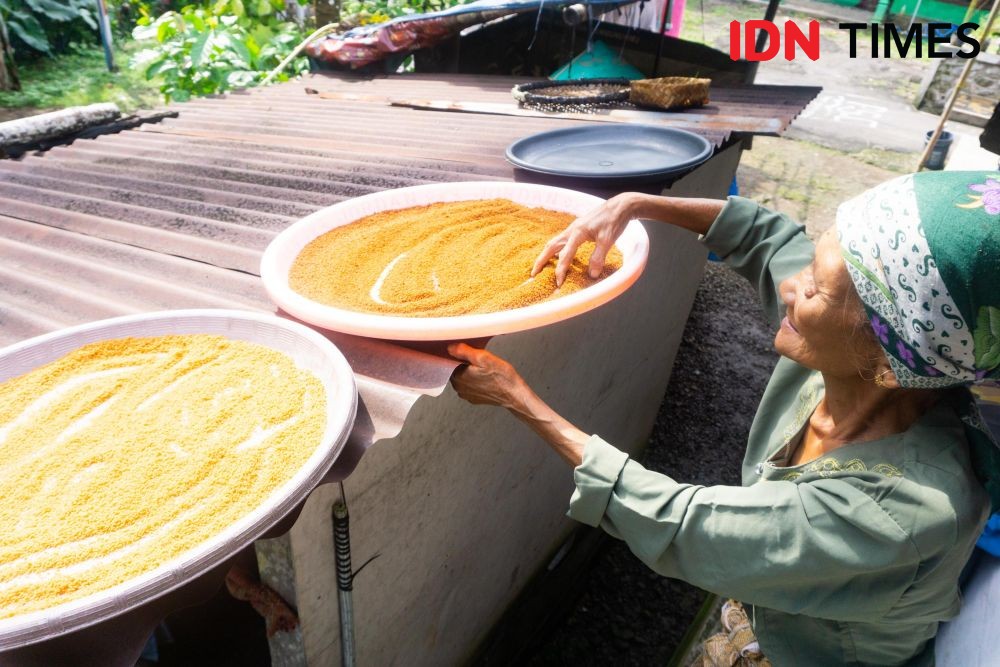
[
  {"x1": 745, "y1": 0, "x2": 782, "y2": 83},
  {"x1": 917, "y1": 0, "x2": 999, "y2": 170},
  {"x1": 261, "y1": 22, "x2": 339, "y2": 86}
]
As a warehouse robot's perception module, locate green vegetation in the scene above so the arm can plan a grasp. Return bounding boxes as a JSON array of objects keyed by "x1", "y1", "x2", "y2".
[
  {"x1": 1, "y1": 0, "x2": 490, "y2": 112},
  {"x1": 0, "y1": 0, "x2": 97, "y2": 55},
  {"x1": 0, "y1": 43, "x2": 161, "y2": 113},
  {"x1": 852, "y1": 146, "x2": 918, "y2": 174},
  {"x1": 132, "y1": 1, "x2": 309, "y2": 102},
  {"x1": 679, "y1": 0, "x2": 759, "y2": 49}
]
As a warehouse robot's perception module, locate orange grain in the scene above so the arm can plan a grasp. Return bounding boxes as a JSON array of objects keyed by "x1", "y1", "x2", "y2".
[{"x1": 289, "y1": 199, "x2": 623, "y2": 317}]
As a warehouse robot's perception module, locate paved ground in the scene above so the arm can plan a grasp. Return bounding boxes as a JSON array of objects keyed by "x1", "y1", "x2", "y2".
[
  {"x1": 686, "y1": 0, "x2": 995, "y2": 161},
  {"x1": 755, "y1": 1, "x2": 945, "y2": 153}
]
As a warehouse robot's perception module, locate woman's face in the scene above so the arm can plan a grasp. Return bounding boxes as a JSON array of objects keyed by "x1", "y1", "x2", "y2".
[{"x1": 775, "y1": 228, "x2": 878, "y2": 377}]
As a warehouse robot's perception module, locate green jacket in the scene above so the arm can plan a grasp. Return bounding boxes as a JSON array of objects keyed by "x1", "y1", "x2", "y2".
[{"x1": 568, "y1": 197, "x2": 991, "y2": 666}]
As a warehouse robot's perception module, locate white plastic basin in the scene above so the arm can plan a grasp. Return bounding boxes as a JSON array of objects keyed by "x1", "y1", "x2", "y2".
[
  {"x1": 0, "y1": 309, "x2": 357, "y2": 650},
  {"x1": 260, "y1": 181, "x2": 649, "y2": 340}
]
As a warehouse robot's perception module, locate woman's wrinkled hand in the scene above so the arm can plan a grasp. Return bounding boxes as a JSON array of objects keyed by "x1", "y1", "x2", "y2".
[
  {"x1": 448, "y1": 343, "x2": 589, "y2": 466},
  {"x1": 448, "y1": 343, "x2": 527, "y2": 410},
  {"x1": 531, "y1": 193, "x2": 637, "y2": 286}
]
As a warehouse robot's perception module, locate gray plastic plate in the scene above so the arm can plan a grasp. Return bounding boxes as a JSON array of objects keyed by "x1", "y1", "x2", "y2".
[{"x1": 505, "y1": 124, "x2": 714, "y2": 184}]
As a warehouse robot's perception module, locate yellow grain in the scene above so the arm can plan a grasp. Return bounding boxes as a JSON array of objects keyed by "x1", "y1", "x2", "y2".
[{"x1": 0, "y1": 335, "x2": 326, "y2": 620}]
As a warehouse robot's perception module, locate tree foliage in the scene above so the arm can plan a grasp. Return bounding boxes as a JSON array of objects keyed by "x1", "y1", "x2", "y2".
[
  {"x1": 0, "y1": 0, "x2": 98, "y2": 57},
  {"x1": 110, "y1": 1, "x2": 175, "y2": 36},
  {"x1": 132, "y1": 0, "x2": 308, "y2": 102}
]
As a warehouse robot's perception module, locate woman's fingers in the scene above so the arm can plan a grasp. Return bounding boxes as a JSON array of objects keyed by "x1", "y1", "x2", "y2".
[
  {"x1": 450, "y1": 366, "x2": 486, "y2": 405},
  {"x1": 532, "y1": 234, "x2": 567, "y2": 277},
  {"x1": 555, "y1": 232, "x2": 585, "y2": 287},
  {"x1": 532, "y1": 200, "x2": 625, "y2": 284},
  {"x1": 447, "y1": 344, "x2": 524, "y2": 408},
  {"x1": 587, "y1": 241, "x2": 610, "y2": 279},
  {"x1": 448, "y1": 342, "x2": 500, "y2": 371},
  {"x1": 447, "y1": 342, "x2": 471, "y2": 362},
  {"x1": 447, "y1": 342, "x2": 484, "y2": 365}
]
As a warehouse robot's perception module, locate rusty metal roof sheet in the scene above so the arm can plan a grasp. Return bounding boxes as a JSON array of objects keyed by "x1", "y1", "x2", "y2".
[{"x1": 0, "y1": 72, "x2": 818, "y2": 346}]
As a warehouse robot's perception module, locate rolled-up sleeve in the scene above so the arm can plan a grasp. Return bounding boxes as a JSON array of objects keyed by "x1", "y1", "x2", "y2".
[
  {"x1": 568, "y1": 435, "x2": 630, "y2": 526},
  {"x1": 700, "y1": 196, "x2": 815, "y2": 328},
  {"x1": 567, "y1": 435, "x2": 922, "y2": 621}
]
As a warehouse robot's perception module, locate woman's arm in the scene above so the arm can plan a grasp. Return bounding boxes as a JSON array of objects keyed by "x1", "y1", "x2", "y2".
[
  {"x1": 448, "y1": 344, "x2": 924, "y2": 622},
  {"x1": 448, "y1": 343, "x2": 588, "y2": 466},
  {"x1": 572, "y1": 439, "x2": 922, "y2": 622},
  {"x1": 532, "y1": 193, "x2": 726, "y2": 286}
]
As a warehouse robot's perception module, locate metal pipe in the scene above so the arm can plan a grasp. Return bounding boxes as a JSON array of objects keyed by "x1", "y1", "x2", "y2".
[
  {"x1": 562, "y1": 4, "x2": 587, "y2": 26},
  {"x1": 653, "y1": 0, "x2": 672, "y2": 77},
  {"x1": 95, "y1": 0, "x2": 115, "y2": 72},
  {"x1": 333, "y1": 484, "x2": 356, "y2": 667}
]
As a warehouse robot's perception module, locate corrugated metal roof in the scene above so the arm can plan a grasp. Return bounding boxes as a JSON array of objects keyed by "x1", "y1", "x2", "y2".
[
  {"x1": 0, "y1": 72, "x2": 818, "y2": 346},
  {"x1": 0, "y1": 71, "x2": 818, "y2": 658}
]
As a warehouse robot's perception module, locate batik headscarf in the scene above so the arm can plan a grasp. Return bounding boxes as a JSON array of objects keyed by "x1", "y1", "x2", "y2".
[{"x1": 837, "y1": 171, "x2": 1000, "y2": 507}]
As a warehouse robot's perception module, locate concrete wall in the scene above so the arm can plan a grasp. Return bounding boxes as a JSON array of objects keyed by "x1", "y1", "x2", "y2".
[
  {"x1": 916, "y1": 47, "x2": 1000, "y2": 127},
  {"x1": 265, "y1": 143, "x2": 744, "y2": 666}
]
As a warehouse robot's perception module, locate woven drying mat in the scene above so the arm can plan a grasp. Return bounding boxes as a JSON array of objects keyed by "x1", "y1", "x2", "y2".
[
  {"x1": 512, "y1": 78, "x2": 631, "y2": 110},
  {"x1": 512, "y1": 77, "x2": 712, "y2": 114}
]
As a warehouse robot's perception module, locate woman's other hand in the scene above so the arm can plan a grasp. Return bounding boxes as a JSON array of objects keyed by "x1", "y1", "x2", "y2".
[
  {"x1": 448, "y1": 342, "x2": 528, "y2": 410},
  {"x1": 532, "y1": 193, "x2": 638, "y2": 287},
  {"x1": 448, "y1": 343, "x2": 589, "y2": 466}
]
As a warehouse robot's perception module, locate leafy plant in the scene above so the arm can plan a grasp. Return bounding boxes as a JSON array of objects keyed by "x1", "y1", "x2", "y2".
[
  {"x1": 132, "y1": 0, "x2": 308, "y2": 102},
  {"x1": 0, "y1": 0, "x2": 98, "y2": 56},
  {"x1": 108, "y1": 0, "x2": 176, "y2": 36}
]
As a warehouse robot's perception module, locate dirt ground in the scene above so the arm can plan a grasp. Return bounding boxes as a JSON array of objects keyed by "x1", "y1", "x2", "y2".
[
  {"x1": 0, "y1": 107, "x2": 47, "y2": 123},
  {"x1": 522, "y1": 261, "x2": 775, "y2": 666},
  {"x1": 737, "y1": 136, "x2": 912, "y2": 237}
]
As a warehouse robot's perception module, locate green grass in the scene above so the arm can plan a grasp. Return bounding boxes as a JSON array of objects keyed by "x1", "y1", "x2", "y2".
[
  {"x1": 0, "y1": 43, "x2": 163, "y2": 114},
  {"x1": 679, "y1": 0, "x2": 758, "y2": 49},
  {"x1": 736, "y1": 136, "x2": 915, "y2": 235},
  {"x1": 851, "y1": 147, "x2": 918, "y2": 174},
  {"x1": 678, "y1": 0, "x2": 822, "y2": 49}
]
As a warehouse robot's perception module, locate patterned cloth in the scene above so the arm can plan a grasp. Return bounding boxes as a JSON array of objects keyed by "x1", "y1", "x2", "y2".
[{"x1": 837, "y1": 171, "x2": 1000, "y2": 507}]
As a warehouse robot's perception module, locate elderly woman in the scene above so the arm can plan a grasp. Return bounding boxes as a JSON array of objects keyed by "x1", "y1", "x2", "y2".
[{"x1": 449, "y1": 171, "x2": 1000, "y2": 665}]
